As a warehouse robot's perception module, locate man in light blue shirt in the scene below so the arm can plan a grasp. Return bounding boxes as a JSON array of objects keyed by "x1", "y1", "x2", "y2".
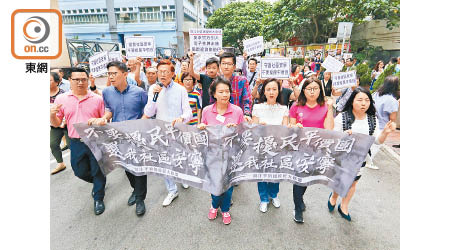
[
  {"x1": 127, "y1": 57, "x2": 149, "y2": 91},
  {"x1": 89, "y1": 61, "x2": 149, "y2": 216},
  {"x1": 143, "y1": 59, "x2": 192, "y2": 207}
]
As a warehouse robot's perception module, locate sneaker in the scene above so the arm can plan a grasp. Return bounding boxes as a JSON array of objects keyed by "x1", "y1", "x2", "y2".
[
  {"x1": 293, "y1": 209, "x2": 304, "y2": 223},
  {"x1": 162, "y1": 192, "x2": 178, "y2": 206},
  {"x1": 259, "y1": 202, "x2": 268, "y2": 213},
  {"x1": 366, "y1": 163, "x2": 379, "y2": 170},
  {"x1": 182, "y1": 183, "x2": 189, "y2": 189},
  {"x1": 271, "y1": 197, "x2": 281, "y2": 208},
  {"x1": 208, "y1": 207, "x2": 218, "y2": 220},
  {"x1": 222, "y1": 212, "x2": 231, "y2": 225}
]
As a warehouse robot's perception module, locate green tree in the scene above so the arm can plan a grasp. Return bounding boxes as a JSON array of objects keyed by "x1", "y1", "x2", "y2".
[
  {"x1": 205, "y1": 0, "x2": 272, "y2": 51},
  {"x1": 264, "y1": 0, "x2": 400, "y2": 44}
]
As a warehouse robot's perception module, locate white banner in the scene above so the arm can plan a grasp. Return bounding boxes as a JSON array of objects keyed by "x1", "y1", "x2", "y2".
[
  {"x1": 125, "y1": 36, "x2": 156, "y2": 58},
  {"x1": 89, "y1": 51, "x2": 109, "y2": 77},
  {"x1": 322, "y1": 55, "x2": 344, "y2": 73},
  {"x1": 243, "y1": 36, "x2": 264, "y2": 56},
  {"x1": 332, "y1": 70, "x2": 357, "y2": 89},
  {"x1": 337, "y1": 22, "x2": 353, "y2": 39},
  {"x1": 343, "y1": 53, "x2": 353, "y2": 60},
  {"x1": 189, "y1": 29, "x2": 222, "y2": 54},
  {"x1": 260, "y1": 58, "x2": 291, "y2": 79},
  {"x1": 328, "y1": 38, "x2": 338, "y2": 44},
  {"x1": 236, "y1": 56, "x2": 245, "y2": 69}
]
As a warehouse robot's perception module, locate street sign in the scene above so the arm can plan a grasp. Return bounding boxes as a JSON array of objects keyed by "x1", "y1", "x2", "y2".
[{"x1": 336, "y1": 22, "x2": 353, "y2": 39}]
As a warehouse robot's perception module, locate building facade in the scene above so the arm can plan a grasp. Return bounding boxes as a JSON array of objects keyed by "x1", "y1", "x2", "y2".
[{"x1": 58, "y1": 0, "x2": 221, "y2": 57}]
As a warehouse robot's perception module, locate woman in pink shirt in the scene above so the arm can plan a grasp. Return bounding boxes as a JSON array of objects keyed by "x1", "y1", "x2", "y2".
[
  {"x1": 198, "y1": 76, "x2": 244, "y2": 225},
  {"x1": 289, "y1": 77, "x2": 334, "y2": 223}
]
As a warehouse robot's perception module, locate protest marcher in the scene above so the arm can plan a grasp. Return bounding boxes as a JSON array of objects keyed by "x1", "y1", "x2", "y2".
[
  {"x1": 181, "y1": 72, "x2": 202, "y2": 126},
  {"x1": 328, "y1": 87, "x2": 396, "y2": 221},
  {"x1": 241, "y1": 52, "x2": 259, "y2": 92},
  {"x1": 252, "y1": 77, "x2": 299, "y2": 108},
  {"x1": 88, "y1": 73, "x2": 103, "y2": 96},
  {"x1": 52, "y1": 68, "x2": 70, "y2": 92},
  {"x1": 313, "y1": 53, "x2": 322, "y2": 72},
  {"x1": 88, "y1": 61, "x2": 149, "y2": 216},
  {"x1": 188, "y1": 51, "x2": 220, "y2": 108},
  {"x1": 233, "y1": 68, "x2": 243, "y2": 76},
  {"x1": 345, "y1": 58, "x2": 356, "y2": 72},
  {"x1": 219, "y1": 52, "x2": 252, "y2": 121},
  {"x1": 251, "y1": 78, "x2": 289, "y2": 213},
  {"x1": 50, "y1": 68, "x2": 106, "y2": 215},
  {"x1": 174, "y1": 60, "x2": 190, "y2": 86},
  {"x1": 370, "y1": 60, "x2": 384, "y2": 90},
  {"x1": 322, "y1": 71, "x2": 333, "y2": 97},
  {"x1": 368, "y1": 76, "x2": 400, "y2": 170},
  {"x1": 127, "y1": 57, "x2": 149, "y2": 91},
  {"x1": 289, "y1": 77, "x2": 334, "y2": 223},
  {"x1": 302, "y1": 65, "x2": 311, "y2": 78},
  {"x1": 289, "y1": 64, "x2": 303, "y2": 86},
  {"x1": 50, "y1": 72, "x2": 69, "y2": 175},
  {"x1": 145, "y1": 66, "x2": 158, "y2": 87},
  {"x1": 197, "y1": 77, "x2": 244, "y2": 225},
  {"x1": 142, "y1": 59, "x2": 193, "y2": 206}
]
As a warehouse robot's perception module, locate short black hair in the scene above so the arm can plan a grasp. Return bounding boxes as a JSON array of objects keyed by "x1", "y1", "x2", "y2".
[
  {"x1": 377, "y1": 75, "x2": 400, "y2": 99},
  {"x1": 181, "y1": 72, "x2": 196, "y2": 84},
  {"x1": 107, "y1": 61, "x2": 128, "y2": 72},
  {"x1": 69, "y1": 67, "x2": 89, "y2": 78},
  {"x1": 50, "y1": 72, "x2": 60, "y2": 83},
  {"x1": 219, "y1": 52, "x2": 236, "y2": 65},
  {"x1": 205, "y1": 57, "x2": 219, "y2": 68},
  {"x1": 209, "y1": 76, "x2": 232, "y2": 101},
  {"x1": 258, "y1": 78, "x2": 282, "y2": 104},
  {"x1": 248, "y1": 57, "x2": 258, "y2": 64},
  {"x1": 291, "y1": 64, "x2": 299, "y2": 74}
]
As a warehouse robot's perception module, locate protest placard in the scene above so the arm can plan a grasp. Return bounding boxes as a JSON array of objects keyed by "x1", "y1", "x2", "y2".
[
  {"x1": 332, "y1": 70, "x2": 357, "y2": 89},
  {"x1": 107, "y1": 51, "x2": 122, "y2": 63},
  {"x1": 243, "y1": 36, "x2": 264, "y2": 56},
  {"x1": 189, "y1": 28, "x2": 222, "y2": 54},
  {"x1": 260, "y1": 58, "x2": 291, "y2": 79},
  {"x1": 193, "y1": 53, "x2": 216, "y2": 72},
  {"x1": 343, "y1": 53, "x2": 353, "y2": 60},
  {"x1": 125, "y1": 36, "x2": 156, "y2": 58},
  {"x1": 328, "y1": 38, "x2": 338, "y2": 44},
  {"x1": 89, "y1": 51, "x2": 109, "y2": 77},
  {"x1": 236, "y1": 56, "x2": 244, "y2": 69},
  {"x1": 322, "y1": 55, "x2": 344, "y2": 72}
]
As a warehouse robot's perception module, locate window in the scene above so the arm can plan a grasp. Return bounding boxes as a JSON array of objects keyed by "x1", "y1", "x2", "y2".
[
  {"x1": 116, "y1": 13, "x2": 138, "y2": 23},
  {"x1": 170, "y1": 5, "x2": 175, "y2": 9},
  {"x1": 67, "y1": 10, "x2": 71, "y2": 14},
  {"x1": 139, "y1": 7, "x2": 160, "y2": 22},
  {"x1": 114, "y1": 8, "x2": 120, "y2": 12},
  {"x1": 90, "y1": 9, "x2": 95, "y2": 13},
  {"x1": 96, "y1": 9, "x2": 101, "y2": 13},
  {"x1": 61, "y1": 10, "x2": 65, "y2": 14},
  {"x1": 128, "y1": 7, "x2": 133, "y2": 11},
  {"x1": 162, "y1": 11, "x2": 175, "y2": 22},
  {"x1": 122, "y1": 7, "x2": 127, "y2": 11},
  {"x1": 103, "y1": 8, "x2": 107, "y2": 12}
]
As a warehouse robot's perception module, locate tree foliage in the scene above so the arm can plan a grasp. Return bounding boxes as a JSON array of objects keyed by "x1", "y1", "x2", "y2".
[{"x1": 205, "y1": 0, "x2": 272, "y2": 51}]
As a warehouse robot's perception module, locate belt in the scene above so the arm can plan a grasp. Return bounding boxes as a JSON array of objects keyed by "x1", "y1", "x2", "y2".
[{"x1": 70, "y1": 137, "x2": 83, "y2": 142}]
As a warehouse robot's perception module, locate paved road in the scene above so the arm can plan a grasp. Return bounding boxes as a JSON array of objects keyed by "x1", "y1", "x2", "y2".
[{"x1": 50, "y1": 147, "x2": 399, "y2": 250}]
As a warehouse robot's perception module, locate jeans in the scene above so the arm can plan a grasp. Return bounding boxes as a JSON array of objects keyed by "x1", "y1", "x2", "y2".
[
  {"x1": 257, "y1": 182, "x2": 279, "y2": 203},
  {"x1": 165, "y1": 177, "x2": 178, "y2": 194},
  {"x1": 50, "y1": 126, "x2": 70, "y2": 163},
  {"x1": 293, "y1": 184, "x2": 307, "y2": 212},
  {"x1": 125, "y1": 171, "x2": 147, "y2": 201},
  {"x1": 69, "y1": 138, "x2": 106, "y2": 201},
  {"x1": 211, "y1": 187, "x2": 234, "y2": 213}
]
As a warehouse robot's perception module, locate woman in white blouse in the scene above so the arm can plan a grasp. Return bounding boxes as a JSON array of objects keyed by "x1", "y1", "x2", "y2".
[
  {"x1": 251, "y1": 78, "x2": 289, "y2": 213},
  {"x1": 328, "y1": 87, "x2": 396, "y2": 221}
]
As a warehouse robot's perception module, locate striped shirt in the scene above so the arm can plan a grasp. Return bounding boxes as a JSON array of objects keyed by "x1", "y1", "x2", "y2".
[
  {"x1": 187, "y1": 90, "x2": 202, "y2": 125},
  {"x1": 226, "y1": 73, "x2": 252, "y2": 116}
]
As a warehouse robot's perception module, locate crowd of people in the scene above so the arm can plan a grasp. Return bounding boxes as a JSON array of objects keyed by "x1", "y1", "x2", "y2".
[{"x1": 50, "y1": 50, "x2": 399, "y2": 225}]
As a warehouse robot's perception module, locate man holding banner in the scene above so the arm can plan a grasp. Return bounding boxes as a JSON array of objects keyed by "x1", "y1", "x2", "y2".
[
  {"x1": 88, "y1": 61, "x2": 149, "y2": 216},
  {"x1": 142, "y1": 59, "x2": 193, "y2": 207}
]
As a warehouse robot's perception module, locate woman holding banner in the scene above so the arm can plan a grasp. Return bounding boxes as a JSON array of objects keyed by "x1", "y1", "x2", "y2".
[
  {"x1": 197, "y1": 76, "x2": 244, "y2": 225},
  {"x1": 327, "y1": 87, "x2": 396, "y2": 221},
  {"x1": 289, "y1": 77, "x2": 334, "y2": 223},
  {"x1": 251, "y1": 78, "x2": 289, "y2": 213}
]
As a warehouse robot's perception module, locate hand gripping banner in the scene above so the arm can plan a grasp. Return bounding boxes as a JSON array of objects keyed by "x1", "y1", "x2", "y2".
[{"x1": 74, "y1": 119, "x2": 374, "y2": 197}]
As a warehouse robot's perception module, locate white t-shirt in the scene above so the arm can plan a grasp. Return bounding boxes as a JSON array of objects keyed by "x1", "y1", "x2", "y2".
[
  {"x1": 334, "y1": 112, "x2": 382, "y2": 145},
  {"x1": 252, "y1": 103, "x2": 289, "y2": 125}
]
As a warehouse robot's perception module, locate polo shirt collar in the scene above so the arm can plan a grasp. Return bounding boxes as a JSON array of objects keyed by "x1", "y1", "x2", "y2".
[
  {"x1": 212, "y1": 102, "x2": 233, "y2": 115},
  {"x1": 114, "y1": 83, "x2": 130, "y2": 94},
  {"x1": 68, "y1": 90, "x2": 94, "y2": 101}
]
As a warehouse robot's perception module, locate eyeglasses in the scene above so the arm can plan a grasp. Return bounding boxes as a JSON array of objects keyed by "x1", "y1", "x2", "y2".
[
  {"x1": 106, "y1": 72, "x2": 120, "y2": 77},
  {"x1": 304, "y1": 87, "x2": 320, "y2": 92},
  {"x1": 183, "y1": 78, "x2": 193, "y2": 82},
  {"x1": 221, "y1": 62, "x2": 234, "y2": 67},
  {"x1": 70, "y1": 78, "x2": 88, "y2": 83},
  {"x1": 158, "y1": 70, "x2": 171, "y2": 75}
]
